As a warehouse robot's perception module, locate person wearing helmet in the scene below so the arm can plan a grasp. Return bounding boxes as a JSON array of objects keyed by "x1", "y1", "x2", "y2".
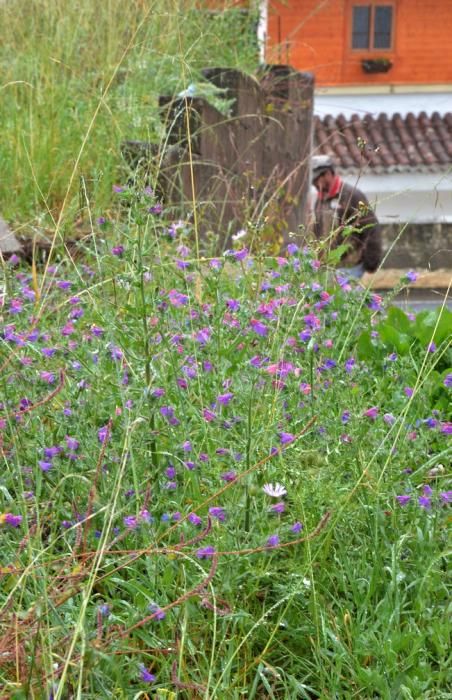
[{"x1": 311, "y1": 155, "x2": 382, "y2": 278}]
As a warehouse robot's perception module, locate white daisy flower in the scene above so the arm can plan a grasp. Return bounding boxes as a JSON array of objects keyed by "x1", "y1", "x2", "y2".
[{"x1": 262, "y1": 483, "x2": 287, "y2": 498}]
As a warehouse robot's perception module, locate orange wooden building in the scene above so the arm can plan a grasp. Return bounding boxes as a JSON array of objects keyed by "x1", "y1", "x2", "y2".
[{"x1": 265, "y1": 0, "x2": 452, "y2": 87}]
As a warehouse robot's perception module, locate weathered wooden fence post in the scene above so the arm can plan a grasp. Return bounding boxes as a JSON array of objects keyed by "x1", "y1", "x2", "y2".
[{"x1": 125, "y1": 65, "x2": 314, "y2": 252}]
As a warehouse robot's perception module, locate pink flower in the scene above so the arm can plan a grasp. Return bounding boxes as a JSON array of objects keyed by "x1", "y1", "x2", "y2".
[
  {"x1": 363, "y1": 407, "x2": 379, "y2": 420},
  {"x1": 202, "y1": 408, "x2": 216, "y2": 422}
]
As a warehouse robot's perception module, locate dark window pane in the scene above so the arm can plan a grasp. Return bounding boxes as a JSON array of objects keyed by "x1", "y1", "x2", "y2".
[
  {"x1": 352, "y1": 6, "x2": 370, "y2": 48},
  {"x1": 374, "y1": 6, "x2": 392, "y2": 48}
]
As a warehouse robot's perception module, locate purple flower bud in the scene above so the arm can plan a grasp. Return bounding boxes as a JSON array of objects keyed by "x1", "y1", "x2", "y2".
[
  {"x1": 209, "y1": 507, "x2": 226, "y2": 521},
  {"x1": 270, "y1": 502, "x2": 285, "y2": 514},
  {"x1": 3, "y1": 513, "x2": 23, "y2": 527},
  {"x1": 123, "y1": 515, "x2": 138, "y2": 529},
  {"x1": 221, "y1": 470, "x2": 237, "y2": 482},
  {"x1": 139, "y1": 664, "x2": 156, "y2": 683},
  {"x1": 363, "y1": 406, "x2": 379, "y2": 420},
  {"x1": 39, "y1": 460, "x2": 53, "y2": 472},
  {"x1": 266, "y1": 534, "x2": 280, "y2": 548},
  {"x1": 188, "y1": 513, "x2": 202, "y2": 526},
  {"x1": 65, "y1": 436, "x2": 79, "y2": 451},
  {"x1": 148, "y1": 603, "x2": 166, "y2": 620},
  {"x1": 98, "y1": 425, "x2": 110, "y2": 444},
  {"x1": 396, "y1": 494, "x2": 411, "y2": 506},
  {"x1": 443, "y1": 373, "x2": 452, "y2": 388},
  {"x1": 216, "y1": 392, "x2": 234, "y2": 406},
  {"x1": 279, "y1": 431, "x2": 295, "y2": 445}
]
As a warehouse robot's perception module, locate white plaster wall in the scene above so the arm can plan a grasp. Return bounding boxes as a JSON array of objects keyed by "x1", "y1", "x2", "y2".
[{"x1": 342, "y1": 172, "x2": 452, "y2": 223}]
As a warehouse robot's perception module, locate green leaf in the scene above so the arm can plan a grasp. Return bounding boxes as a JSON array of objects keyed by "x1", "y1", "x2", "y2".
[
  {"x1": 378, "y1": 322, "x2": 411, "y2": 354},
  {"x1": 386, "y1": 306, "x2": 412, "y2": 334},
  {"x1": 413, "y1": 308, "x2": 452, "y2": 345},
  {"x1": 357, "y1": 331, "x2": 378, "y2": 360}
]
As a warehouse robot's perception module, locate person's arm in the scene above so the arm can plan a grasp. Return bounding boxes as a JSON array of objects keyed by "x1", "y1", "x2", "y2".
[{"x1": 343, "y1": 190, "x2": 382, "y2": 272}]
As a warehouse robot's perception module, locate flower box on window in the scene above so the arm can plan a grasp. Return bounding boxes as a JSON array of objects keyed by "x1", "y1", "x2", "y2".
[{"x1": 361, "y1": 58, "x2": 393, "y2": 74}]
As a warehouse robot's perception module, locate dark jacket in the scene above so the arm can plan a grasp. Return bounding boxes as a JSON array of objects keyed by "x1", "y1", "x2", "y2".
[{"x1": 313, "y1": 180, "x2": 382, "y2": 272}]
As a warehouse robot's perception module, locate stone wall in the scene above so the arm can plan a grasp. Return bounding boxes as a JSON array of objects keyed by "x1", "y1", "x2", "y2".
[{"x1": 381, "y1": 222, "x2": 452, "y2": 270}]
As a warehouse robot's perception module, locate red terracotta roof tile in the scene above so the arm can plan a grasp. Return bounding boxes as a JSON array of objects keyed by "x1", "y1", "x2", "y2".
[{"x1": 314, "y1": 112, "x2": 452, "y2": 173}]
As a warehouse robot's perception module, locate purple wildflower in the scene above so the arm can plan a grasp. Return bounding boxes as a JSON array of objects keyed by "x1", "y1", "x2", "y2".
[
  {"x1": 217, "y1": 392, "x2": 234, "y2": 406},
  {"x1": 148, "y1": 603, "x2": 166, "y2": 620},
  {"x1": 111, "y1": 245, "x2": 124, "y2": 257},
  {"x1": 443, "y1": 374, "x2": 452, "y2": 388},
  {"x1": 203, "y1": 408, "x2": 216, "y2": 422},
  {"x1": 345, "y1": 357, "x2": 355, "y2": 373},
  {"x1": 405, "y1": 270, "x2": 418, "y2": 283},
  {"x1": 57, "y1": 280, "x2": 72, "y2": 290},
  {"x1": 209, "y1": 507, "x2": 226, "y2": 522},
  {"x1": 65, "y1": 436, "x2": 79, "y2": 451},
  {"x1": 123, "y1": 515, "x2": 138, "y2": 529},
  {"x1": 40, "y1": 371, "x2": 55, "y2": 384},
  {"x1": 188, "y1": 513, "x2": 202, "y2": 526},
  {"x1": 291, "y1": 521, "x2": 303, "y2": 533},
  {"x1": 266, "y1": 534, "x2": 280, "y2": 548},
  {"x1": 139, "y1": 665, "x2": 156, "y2": 683},
  {"x1": 230, "y1": 247, "x2": 248, "y2": 261},
  {"x1": 39, "y1": 460, "x2": 53, "y2": 472},
  {"x1": 44, "y1": 445, "x2": 61, "y2": 459},
  {"x1": 418, "y1": 496, "x2": 431, "y2": 509},
  {"x1": 250, "y1": 319, "x2": 268, "y2": 337},
  {"x1": 98, "y1": 425, "x2": 110, "y2": 444},
  {"x1": 363, "y1": 406, "x2": 379, "y2": 420},
  {"x1": 226, "y1": 298, "x2": 240, "y2": 311},
  {"x1": 196, "y1": 546, "x2": 215, "y2": 559},
  {"x1": 439, "y1": 491, "x2": 452, "y2": 504},
  {"x1": 279, "y1": 431, "x2": 295, "y2": 445},
  {"x1": 396, "y1": 494, "x2": 411, "y2": 506},
  {"x1": 299, "y1": 329, "x2": 311, "y2": 342},
  {"x1": 2, "y1": 513, "x2": 23, "y2": 527},
  {"x1": 287, "y1": 243, "x2": 299, "y2": 256},
  {"x1": 368, "y1": 294, "x2": 383, "y2": 311},
  {"x1": 270, "y1": 502, "x2": 285, "y2": 514},
  {"x1": 221, "y1": 470, "x2": 237, "y2": 482}
]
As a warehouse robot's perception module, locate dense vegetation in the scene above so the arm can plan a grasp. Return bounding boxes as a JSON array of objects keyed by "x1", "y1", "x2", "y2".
[
  {"x1": 0, "y1": 191, "x2": 450, "y2": 696},
  {"x1": 0, "y1": 3, "x2": 451, "y2": 698},
  {"x1": 0, "y1": 0, "x2": 258, "y2": 226}
]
